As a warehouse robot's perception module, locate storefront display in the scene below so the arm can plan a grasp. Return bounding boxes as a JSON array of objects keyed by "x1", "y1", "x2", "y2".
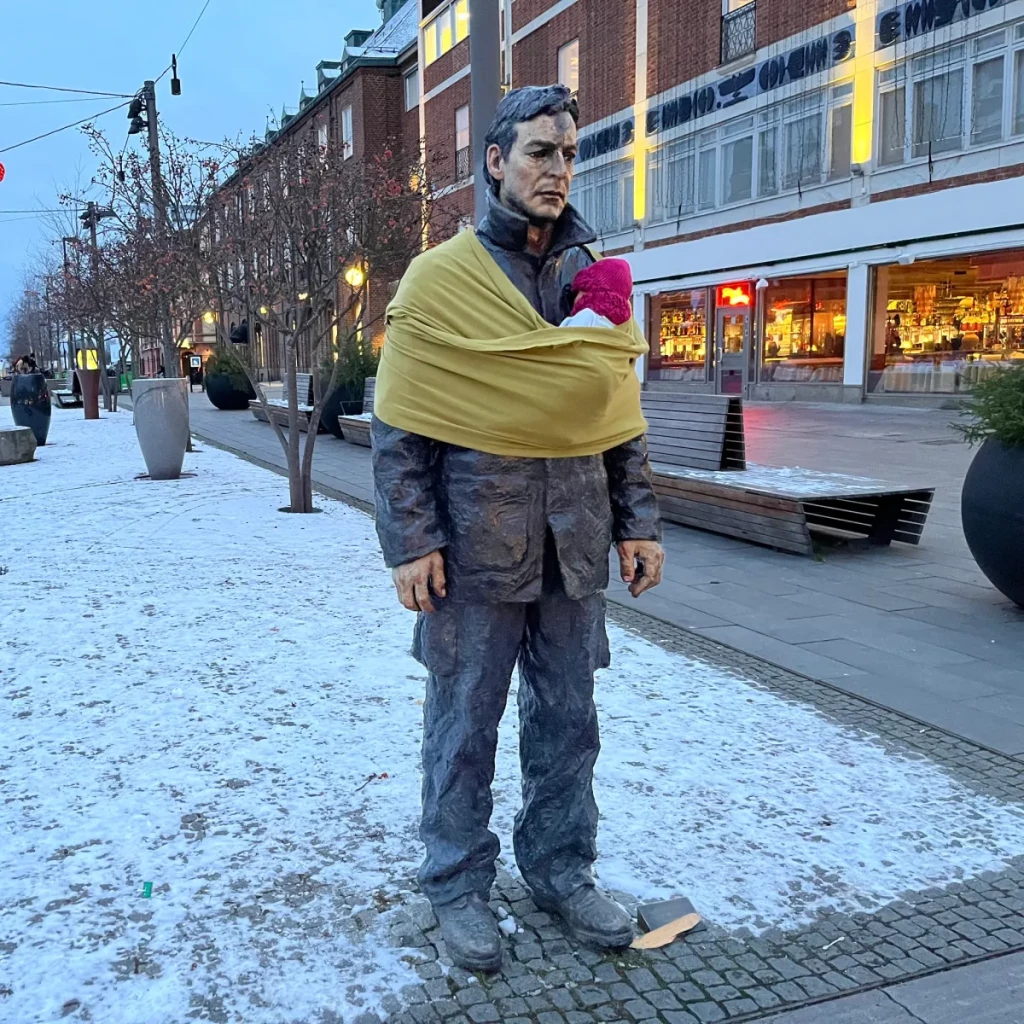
[
  {"x1": 760, "y1": 274, "x2": 846, "y2": 383},
  {"x1": 649, "y1": 289, "x2": 709, "y2": 381},
  {"x1": 873, "y1": 252, "x2": 1024, "y2": 394}
]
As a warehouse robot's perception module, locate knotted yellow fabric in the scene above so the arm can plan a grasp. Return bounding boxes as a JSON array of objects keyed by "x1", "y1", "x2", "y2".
[{"x1": 374, "y1": 229, "x2": 648, "y2": 458}]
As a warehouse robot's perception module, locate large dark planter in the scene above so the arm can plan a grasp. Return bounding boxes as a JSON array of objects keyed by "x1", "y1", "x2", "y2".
[
  {"x1": 205, "y1": 372, "x2": 256, "y2": 411},
  {"x1": 11, "y1": 373, "x2": 51, "y2": 445},
  {"x1": 961, "y1": 437, "x2": 1024, "y2": 608},
  {"x1": 321, "y1": 386, "x2": 364, "y2": 438}
]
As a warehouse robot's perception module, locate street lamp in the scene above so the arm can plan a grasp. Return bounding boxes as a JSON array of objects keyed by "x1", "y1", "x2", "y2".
[
  {"x1": 202, "y1": 311, "x2": 216, "y2": 324},
  {"x1": 344, "y1": 265, "x2": 365, "y2": 289}
]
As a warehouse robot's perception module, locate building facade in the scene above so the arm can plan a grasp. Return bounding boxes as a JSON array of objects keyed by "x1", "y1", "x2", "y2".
[{"x1": 413, "y1": 0, "x2": 1024, "y2": 404}]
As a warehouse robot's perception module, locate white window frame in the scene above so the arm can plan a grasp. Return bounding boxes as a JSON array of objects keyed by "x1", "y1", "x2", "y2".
[
  {"x1": 572, "y1": 158, "x2": 634, "y2": 237},
  {"x1": 424, "y1": 0, "x2": 469, "y2": 66},
  {"x1": 341, "y1": 104, "x2": 353, "y2": 160},
  {"x1": 404, "y1": 66, "x2": 419, "y2": 111}
]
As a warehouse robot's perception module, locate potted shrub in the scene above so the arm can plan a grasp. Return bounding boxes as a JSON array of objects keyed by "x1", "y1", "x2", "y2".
[
  {"x1": 956, "y1": 364, "x2": 1024, "y2": 608},
  {"x1": 319, "y1": 336, "x2": 380, "y2": 439},
  {"x1": 204, "y1": 345, "x2": 257, "y2": 411}
]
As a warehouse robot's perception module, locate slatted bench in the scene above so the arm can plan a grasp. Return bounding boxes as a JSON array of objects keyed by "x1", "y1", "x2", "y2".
[
  {"x1": 51, "y1": 373, "x2": 83, "y2": 409},
  {"x1": 642, "y1": 391, "x2": 934, "y2": 555},
  {"x1": 337, "y1": 377, "x2": 375, "y2": 448},
  {"x1": 250, "y1": 373, "x2": 316, "y2": 431}
]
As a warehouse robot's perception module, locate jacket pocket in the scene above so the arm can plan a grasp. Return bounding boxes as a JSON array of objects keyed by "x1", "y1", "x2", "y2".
[{"x1": 411, "y1": 602, "x2": 459, "y2": 676}]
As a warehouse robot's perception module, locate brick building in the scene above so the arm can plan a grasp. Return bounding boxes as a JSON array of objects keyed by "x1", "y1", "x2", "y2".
[{"x1": 413, "y1": 0, "x2": 1024, "y2": 403}]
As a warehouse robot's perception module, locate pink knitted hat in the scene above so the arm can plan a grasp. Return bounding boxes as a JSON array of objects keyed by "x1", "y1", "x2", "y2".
[{"x1": 570, "y1": 258, "x2": 633, "y2": 325}]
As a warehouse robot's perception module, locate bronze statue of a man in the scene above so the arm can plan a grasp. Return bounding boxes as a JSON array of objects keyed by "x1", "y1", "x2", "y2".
[{"x1": 371, "y1": 84, "x2": 664, "y2": 972}]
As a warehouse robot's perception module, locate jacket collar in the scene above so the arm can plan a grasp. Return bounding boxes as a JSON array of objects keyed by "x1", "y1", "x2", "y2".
[{"x1": 477, "y1": 191, "x2": 597, "y2": 257}]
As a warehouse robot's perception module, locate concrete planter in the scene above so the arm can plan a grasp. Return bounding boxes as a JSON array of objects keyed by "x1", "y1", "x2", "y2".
[
  {"x1": 131, "y1": 377, "x2": 189, "y2": 480},
  {"x1": 10, "y1": 373, "x2": 51, "y2": 445},
  {"x1": 961, "y1": 437, "x2": 1024, "y2": 608},
  {"x1": 0, "y1": 426, "x2": 36, "y2": 465}
]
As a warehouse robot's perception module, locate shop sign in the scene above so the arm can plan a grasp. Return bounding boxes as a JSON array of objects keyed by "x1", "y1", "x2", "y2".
[
  {"x1": 716, "y1": 283, "x2": 752, "y2": 307},
  {"x1": 576, "y1": 118, "x2": 635, "y2": 165},
  {"x1": 190, "y1": 355, "x2": 202, "y2": 368},
  {"x1": 877, "y1": 0, "x2": 1002, "y2": 49},
  {"x1": 646, "y1": 27, "x2": 855, "y2": 137}
]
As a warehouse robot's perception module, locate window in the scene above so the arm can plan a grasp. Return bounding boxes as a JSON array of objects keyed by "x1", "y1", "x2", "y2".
[
  {"x1": 761, "y1": 275, "x2": 847, "y2": 384},
  {"x1": 913, "y1": 68, "x2": 964, "y2": 157},
  {"x1": 721, "y1": 0, "x2": 756, "y2": 64},
  {"x1": 341, "y1": 105, "x2": 353, "y2": 160},
  {"x1": 758, "y1": 127, "x2": 777, "y2": 195},
  {"x1": 879, "y1": 86, "x2": 906, "y2": 166},
  {"x1": 424, "y1": 1, "x2": 468, "y2": 65},
  {"x1": 558, "y1": 39, "x2": 580, "y2": 94},
  {"x1": 573, "y1": 160, "x2": 634, "y2": 235},
  {"x1": 829, "y1": 103, "x2": 852, "y2": 178},
  {"x1": 1015, "y1": 50, "x2": 1024, "y2": 135},
  {"x1": 698, "y1": 147, "x2": 717, "y2": 209},
  {"x1": 317, "y1": 121, "x2": 329, "y2": 151},
  {"x1": 972, "y1": 56, "x2": 1004, "y2": 145},
  {"x1": 404, "y1": 67, "x2": 419, "y2": 111},
  {"x1": 722, "y1": 135, "x2": 752, "y2": 203},
  {"x1": 650, "y1": 289, "x2": 709, "y2": 382},
  {"x1": 783, "y1": 112, "x2": 821, "y2": 187},
  {"x1": 648, "y1": 139, "x2": 695, "y2": 223},
  {"x1": 455, "y1": 104, "x2": 471, "y2": 180}
]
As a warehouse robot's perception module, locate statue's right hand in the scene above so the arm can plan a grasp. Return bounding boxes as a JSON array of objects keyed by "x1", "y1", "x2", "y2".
[{"x1": 392, "y1": 551, "x2": 447, "y2": 614}]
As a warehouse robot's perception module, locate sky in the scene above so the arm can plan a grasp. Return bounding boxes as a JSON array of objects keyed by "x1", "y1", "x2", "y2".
[{"x1": 0, "y1": 0, "x2": 383, "y2": 324}]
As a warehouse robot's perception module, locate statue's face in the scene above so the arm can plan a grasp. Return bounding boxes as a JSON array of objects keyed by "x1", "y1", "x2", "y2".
[{"x1": 487, "y1": 112, "x2": 578, "y2": 224}]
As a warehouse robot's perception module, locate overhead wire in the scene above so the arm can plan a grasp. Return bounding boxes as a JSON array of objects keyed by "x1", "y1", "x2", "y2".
[
  {"x1": 0, "y1": 97, "x2": 106, "y2": 108},
  {"x1": 0, "y1": 80, "x2": 132, "y2": 98},
  {"x1": 0, "y1": 99, "x2": 131, "y2": 155},
  {"x1": 156, "y1": 0, "x2": 215, "y2": 82}
]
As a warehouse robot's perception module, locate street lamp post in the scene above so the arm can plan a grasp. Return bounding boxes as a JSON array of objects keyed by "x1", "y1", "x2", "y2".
[{"x1": 469, "y1": 0, "x2": 502, "y2": 225}]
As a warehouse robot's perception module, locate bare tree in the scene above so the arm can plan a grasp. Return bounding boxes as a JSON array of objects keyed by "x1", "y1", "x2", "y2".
[{"x1": 215, "y1": 132, "x2": 434, "y2": 513}]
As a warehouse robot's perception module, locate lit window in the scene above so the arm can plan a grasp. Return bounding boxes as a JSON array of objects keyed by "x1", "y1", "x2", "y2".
[
  {"x1": 913, "y1": 68, "x2": 963, "y2": 157},
  {"x1": 341, "y1": 104, "x2": 353, "y2": 160},
  {"x1": 879, "y1": 86, "x2": 906, "y2": 165},
  {"x1": 454, "y1": 0, "x2": 469, "y2": 43},
  {"x1": 404, "y1": 67, "x2": 419, "y2": 111},
  {"x1": 439, "y1": 9, "x2": 453, "y2": 54},
  {"x1": 424, "y1": 19, "x2": 438, "y2": 64},
  {"x1": 972, "y1": 56, "x2": 1004, "y2": 145},
  {"x1": 558, "y1": 39, "x2": 580, "y2": 94}
]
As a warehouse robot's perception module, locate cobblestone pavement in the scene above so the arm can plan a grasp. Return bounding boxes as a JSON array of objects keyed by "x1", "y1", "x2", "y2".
[{"x1": 366, "y1": 606, "x2": 1024, "y2": 1024}]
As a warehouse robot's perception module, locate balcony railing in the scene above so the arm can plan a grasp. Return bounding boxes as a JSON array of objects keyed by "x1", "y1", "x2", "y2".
[
  {"x1": 721, "y1": 2, "x2": 756, "y2": 64},
  {"x1": 455, "y1": 145, "x2": 472, "y2": 181}
]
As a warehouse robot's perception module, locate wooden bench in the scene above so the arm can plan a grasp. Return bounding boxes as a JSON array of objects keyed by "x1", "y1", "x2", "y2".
[
  {"x1": 642, "y1": 391, "x2": 934, "y2": 556},
  {"x1": 337, "y1": 377, "x2": 375, "y2": 448},
  {"x1": 642, "y1": 391, "x2": 746, "y2": 471},
  {"x1": 249, "y1": 373, "x2": 316, "y2": 431}
]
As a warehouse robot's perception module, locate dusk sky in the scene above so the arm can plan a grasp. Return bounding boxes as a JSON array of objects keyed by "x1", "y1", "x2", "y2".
[{"x1": 0, "y1": 0, "x2": 383, "y2": 323}]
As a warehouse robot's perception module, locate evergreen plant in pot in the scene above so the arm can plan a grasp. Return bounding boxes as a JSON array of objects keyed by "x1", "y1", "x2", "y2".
[
  {"x1": 956, "y1": 365, "x2": 1024, "y2": 607},
  {"x1": 319, "y1": 335, "x2": 380, "y2": 439},
  {"x1": 204, "y1": 345, "x2": 257, "y2": 411}
]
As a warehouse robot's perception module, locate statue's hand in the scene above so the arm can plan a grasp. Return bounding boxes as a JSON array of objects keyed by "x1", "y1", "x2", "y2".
[
  {"x1": 392, "y1": 550, "x2": 447, "y2": 614},
  {"x1": 617, "y1": 540, "x2": 665, "y2": 598}
]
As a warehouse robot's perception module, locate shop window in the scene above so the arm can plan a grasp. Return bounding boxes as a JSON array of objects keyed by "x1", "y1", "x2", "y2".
[
  {"x1": 873, "y1": 252, "x2": 1024, "y2": 395},
  {"x1": 972, "y1": 56, "x2": 1004, "y2": 145},
  {"x1": 1015, "y1": 50, "x2": 1024, "y2": 135},
  {"x1": 649, "y1": 290, "x2": 709, "y2": 382},
  {"x1": 757, "y1": 127, "x2": 777, "y2": 195},
  {"x1": 558, "y1": 39, "x2": 579, "y2": 95},
  {"x1": 783, "y1": 112, "x2": 822, "y2": 188},
  {"x1": 761, "y1": 275, "x2": 846, "y2": 384},
  {"x1": 879, "y1": 86, "x2": 906, "y2": 165},
  {"x1": 913, "y1": 68, "x2": 964, "y2": 157},
  {"x1": 341, "y1": 104, "x2": 353, "y2": 160},
  {"x1": 404, "y1": 67, "x2": 419, "y2": 111},
  {"x1": 698, "y1": 147, "x2": 717, "y2": 209},
  {"x1": 829, "y1": 103, "x2": 852, "y2": 178}
]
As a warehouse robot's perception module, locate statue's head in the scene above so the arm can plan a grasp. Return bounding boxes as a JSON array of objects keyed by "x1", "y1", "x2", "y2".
[{"x1": 484, "y1": 84, "x2": 579, "y2": 226}]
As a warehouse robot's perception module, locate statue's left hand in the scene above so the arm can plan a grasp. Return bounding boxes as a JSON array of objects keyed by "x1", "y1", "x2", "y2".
[{"x1": 617, "y1": 540, "x2": 665, "y2": 598}]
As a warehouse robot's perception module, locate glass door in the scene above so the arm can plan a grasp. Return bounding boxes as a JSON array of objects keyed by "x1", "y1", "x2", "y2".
[{"x1": 715, "y1": 308, "x2": 749, "y2": 394}]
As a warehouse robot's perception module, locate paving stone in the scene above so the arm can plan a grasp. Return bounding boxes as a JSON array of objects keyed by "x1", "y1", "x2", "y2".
[
  {"x1": 496, "y1": 996, "x2": 531, "y2": 1016},
  {"x1": 465, "y1": 1005, "x2": 500, "y2": 1024},
  {"x1": 593, "y1": 963, "x2": 622, "y2": 984},
  {"x1": 645, "y1": 989, "x2": 682, "y2": 1011},
  {"x1": 663, "y1": 1013, "x2": 700, "y2": 1024},
  {"x1": 610, "y1": 982, "x2": 638, "y2": 1001},
  {"x1": 432, "y1": 1000, "x2": 460, "y2": 1020},
  {"x1": 706, "y1": 985, "x2": 741, "y2": 1002},
  {"x1": 509, "y1": 975, "x2": 544, "y2": 997},
  {"x1": 724, "y1": 998, "x2": 759, "y2": 1016},
  {"x1": 796, "y1": 975, "x2": 836, "y2": 998},
  {"x1": 574, "y1": 988, "x2": 609, "y2": 1009},
  {"x1": 626, "y1": 967, "x2": 660, "y2": 993},
  {"x1": 425, "y1": 978, "x2": 454, "y2": 1000},
  {"x1": 768, "y1": 957, "x2": 809, "y2": 980},
  {"x1": 772, "y1": 981, "x2": 809, "y2": 1004},
  {"x1": 536, "y1": 1013, "x2": 564, "y2": 1024},
  {"x1": 690, "y1": 969, "x2": 726, "y2": 988},
  {"x1": 548, "y1": 989, "x2": 578, "y2": 1013},
  {"x1": 565, "y1": 1013, "x2": 596, "y2": 1024},
  {"x1": 908, "y1": 947, "x2": 945, "y2": 969},
  {"x1": 455, "y1": 987, "x2": 490, "y2": 1008},
  {"x1": 744, "y1": 987, "x2": 782, "y2": 1009},
  {"x1": 669, "y1": 981, "x2": 706, "y2": 1003},
  {"x1": 409, "y1": 1006, "x2": 440, "y2": 1024},
  {"x1": 622, "y1": 999, "x2": 658, "y2": 1021},
  {"x1": 688, "y1": 1002, "x2": 726, "y2": 1023}
]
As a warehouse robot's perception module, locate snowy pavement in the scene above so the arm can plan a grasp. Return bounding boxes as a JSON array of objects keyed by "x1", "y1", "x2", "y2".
[{"x1": 3, "y1": 408, "x2": 1024, "y2": 1024}]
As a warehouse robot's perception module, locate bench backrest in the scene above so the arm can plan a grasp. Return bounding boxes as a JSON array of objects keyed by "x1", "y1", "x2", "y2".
[
  {"x1": 641, "y1": 391, "x2": 746, "y2": 471},
  {"x1": 294, "y1": 372, "x2": 313, "y2": 405},
  {"x1": 363, "y1": 376, "x2": 376, "y2": 414}
]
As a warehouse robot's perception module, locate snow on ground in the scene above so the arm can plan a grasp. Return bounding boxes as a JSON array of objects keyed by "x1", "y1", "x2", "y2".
[
  {"x1": 649, "y1": 462, "x2": 922, "y2": 496},
  {"x1": 2, "y1": 408, "x2": 1024, "y2": 1023}
]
